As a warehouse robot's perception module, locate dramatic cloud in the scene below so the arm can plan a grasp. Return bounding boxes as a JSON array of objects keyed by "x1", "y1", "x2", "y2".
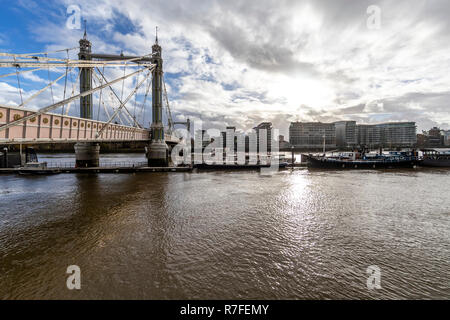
[{"x1": 1, "y1": 0, "x2": 450, "y2": 135}]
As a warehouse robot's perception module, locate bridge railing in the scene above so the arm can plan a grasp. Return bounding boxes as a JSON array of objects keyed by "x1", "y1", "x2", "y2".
[{"x1": 45, "y1": 161, "x2": 148, "y2": 168}]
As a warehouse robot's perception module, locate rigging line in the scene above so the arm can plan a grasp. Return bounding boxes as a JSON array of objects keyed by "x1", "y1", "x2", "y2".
[
  {"x1": 0, "y1": 66, "x2": 154, "y2": 132},
  {"x1": 45, "y1": 53, "x2": 55, "y2": 105},
  {"x1": 96, "y1": 69, "x2": 151, "y2": 138},
  {"x1": 14, "y1": 58, "x2": 24, "y2": 106}
]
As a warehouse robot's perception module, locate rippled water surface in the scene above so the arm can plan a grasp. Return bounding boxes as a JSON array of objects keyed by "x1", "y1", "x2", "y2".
[{"x1": 0, "y1": 159, "x2": 449, "y2": 299}]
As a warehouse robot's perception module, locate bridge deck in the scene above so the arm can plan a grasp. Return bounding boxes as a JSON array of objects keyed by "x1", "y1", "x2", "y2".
[{"x1": 0, "y1": 106, "x2": 151, "y2": 144}]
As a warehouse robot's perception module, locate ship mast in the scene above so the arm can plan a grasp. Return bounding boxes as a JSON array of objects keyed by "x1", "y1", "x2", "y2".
[{"x1": 322, "y1": 131, "x2": 326, "y2": 155}]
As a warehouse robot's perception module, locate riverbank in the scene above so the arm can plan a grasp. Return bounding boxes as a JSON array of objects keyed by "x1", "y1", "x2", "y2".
[{"x1": 3, "y1": 142, "x2": 148, "y2": 153}]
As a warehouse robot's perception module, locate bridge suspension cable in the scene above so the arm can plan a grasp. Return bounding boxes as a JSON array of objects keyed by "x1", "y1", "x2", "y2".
[
  {"x1": 19, "y1": 68, "x2": 73, "y2": 109},
  {"x1": 162, "y1": 74, "x2": 174, "y2": 134},
  {"x1": 0, "y1": 65, "x2": 154, "y2": 133},
  {"x1": 96, "y1": 69, "x2": 152, "y2": 138},
  {"x1": 0, "y1": 47, "x2": 80, "y2": 59},
  {"x1": 93, "y1": 67, "x2": 144, "y2": 128},
  {"x1": 64, "y1": 69, "x2": 81, "y2": 116},
  {"x1": 0, "y1": 53, "x2": 154, "y2": 69},
  {"x1": 138, "y1": 73, "x2": 152, "y2": 128}
]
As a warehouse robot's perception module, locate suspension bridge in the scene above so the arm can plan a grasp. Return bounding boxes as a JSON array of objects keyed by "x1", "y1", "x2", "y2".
[{"x1": 0, "y1": 29, "x2": 188, "y2": 168}]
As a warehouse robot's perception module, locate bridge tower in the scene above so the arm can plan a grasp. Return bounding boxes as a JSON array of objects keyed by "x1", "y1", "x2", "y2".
[
  {"x1": 74, "y1": 29, "x2": 100, "y2": 167},
  {"x1": 147, "y1": 31, "x2": 169, "y2": 166},
  {"x1": 79, "y1": 29, "x2": 93, "y2": 119}
]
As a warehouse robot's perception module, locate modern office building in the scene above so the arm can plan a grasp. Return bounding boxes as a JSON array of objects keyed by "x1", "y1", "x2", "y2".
[
  {"x1": 254, "y1": 122, "x2": 273, "y2": 152},
  {"x1": 226, "y1": 126, "x2": 236, "y2": 151},
  {"x1": 356, "y1": 122, "x2": 416, "y2": 148},
  {"x1": 443, "y1": 130, "x2": 450, "y2": 146},
  {"x1": 357, "y1": 125, "x2": 382, "y2": 147},
  {"x1": 378, "y1": 122, "x2": 417, "y2": 147},
  {"x1": 288, "y1": 120, "x2": 416, "y2": 149},
  {"x1": 334, "y1": 121, "x2": 357, "y2": 148},
  {"x1": 195, "y1": 130, "x2": 211, "y2": 152},
  {"x1": 289, "y1": 122, "x2": 336, "y2": 149}
]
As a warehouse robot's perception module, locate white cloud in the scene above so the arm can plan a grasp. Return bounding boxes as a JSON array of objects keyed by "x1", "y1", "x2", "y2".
[{"x1": 2, "y1": 0, "x2": 450, "y2": 135}]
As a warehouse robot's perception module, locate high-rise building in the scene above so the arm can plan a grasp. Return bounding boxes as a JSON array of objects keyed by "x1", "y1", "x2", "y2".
[
  {"x1": 195, "y1": 130, "x2": 211, "y2": 151},
  {"x1": 289, "y1": 122, "x2": 336, "y2": 149},
  {"x1": 334, "y1": 121, "x2": 357, "y2": 148},
  {"x1": 254, "y1": 122, "x2": 273, "y2": 152},
  {"x1": 226, "y1": 126, "x2": 236, "y2": 152}
]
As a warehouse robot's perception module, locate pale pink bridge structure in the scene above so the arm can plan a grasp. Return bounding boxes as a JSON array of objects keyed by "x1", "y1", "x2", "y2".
[
  {"x1": 0, "y1": 32, "x2": 186, "y2": 167},
  {"x1": 0, "y1": 106, "x2": 150, "y2": 145},
  {"x1": 0, "y1": 33, "x2": 183, "y2": 145}
]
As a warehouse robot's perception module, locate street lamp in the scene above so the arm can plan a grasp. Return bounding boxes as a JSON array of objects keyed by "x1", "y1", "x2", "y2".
[{"x1": 291, "y1": 145, "x2": 295, "y2": 166}]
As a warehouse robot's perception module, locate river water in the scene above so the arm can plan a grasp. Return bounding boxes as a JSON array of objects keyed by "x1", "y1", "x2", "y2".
[{"x1": 0, "y1": 154, "x2": 449, "y2": 299}]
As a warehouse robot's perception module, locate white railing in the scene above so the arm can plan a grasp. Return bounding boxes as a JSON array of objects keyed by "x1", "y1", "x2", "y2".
[{"x1": 45, "y1": 161, "x2": 148, "y2": 168}]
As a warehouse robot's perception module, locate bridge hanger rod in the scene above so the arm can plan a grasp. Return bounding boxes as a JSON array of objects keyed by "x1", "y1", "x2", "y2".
[
  {"x1": 162, "y1": 74, "x2": 174, "y2": 132},
  {"x1": 138, "y1": 73, "x2": 152, "y2": 128},
  {"x1": 0, "y1": 66, "x2": 154, "y2": 132},
  {"x1": 105, "y1": 92, "x2": 128, "y2": 126},
  {"x1": 92, "y1": 74, "x2": 128, "y2": 126},
  {"x1": 92, "y1": 71, "x2": 130, "y2": 125},
  {"x1": 96, "y1": 69, "x2": 151, "y2": 138},
  {"x1": 17, "y1": 68, "x2": 73, "y2": 109},
  {"x1": 65, "y1": 69, "x2": 82, "y2": 116},
  {"x1": 93, "y1": 68, "x2": 139, "y2": 127},
  {"x1": 94, "y1": 67, "x2": 143, "y2": 128}
]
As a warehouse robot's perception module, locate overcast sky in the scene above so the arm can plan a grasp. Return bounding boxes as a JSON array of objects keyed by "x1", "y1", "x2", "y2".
[{"x1": 1, "y1": 0, "x2": 449, "y2": 135}]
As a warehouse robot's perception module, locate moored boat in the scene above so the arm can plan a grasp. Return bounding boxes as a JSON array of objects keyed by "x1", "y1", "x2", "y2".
[
  {"x1": 303, "y1": 150, "x2": 420, "y2": 169},
  {"x1": 421, "y1": 149, "x2": 450, "y2": 167}
]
